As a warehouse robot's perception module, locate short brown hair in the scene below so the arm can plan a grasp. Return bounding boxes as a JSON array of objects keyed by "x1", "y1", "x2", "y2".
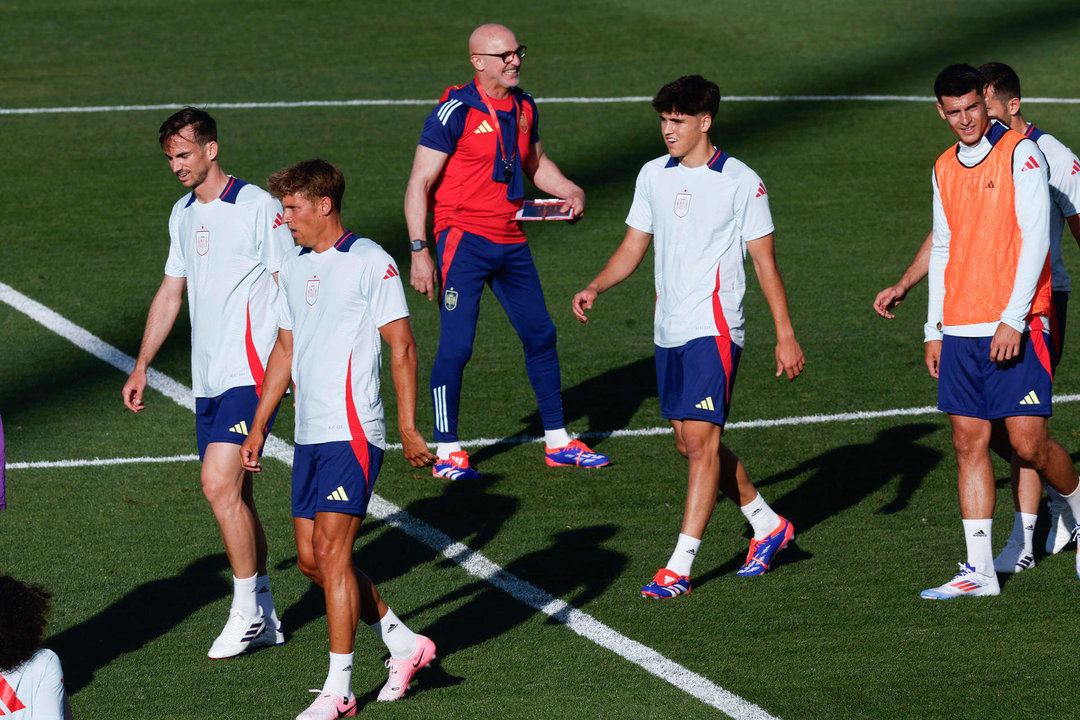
[
  {"x1": 268, "y1": 159, "x2": 345, "y2": 214},
  {"x1": 159, "y1": 106, "x2": 217, "y2": 148}
]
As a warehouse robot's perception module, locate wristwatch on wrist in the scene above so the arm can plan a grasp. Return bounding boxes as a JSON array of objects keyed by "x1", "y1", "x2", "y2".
[{"x1": 410, "y1": 239, "x2": 427, "y2": 252}]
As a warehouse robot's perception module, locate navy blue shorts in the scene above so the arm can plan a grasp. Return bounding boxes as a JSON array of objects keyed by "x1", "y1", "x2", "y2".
[
  {"x1": 292, "y1": 440, "x2": 384, "y2": 519},
  {"x1": 656, "y1": 336, "x2": 742, "y2": 426},
  {"x1": 194, "y1": 385, "x2": 277, "y2": 460},
  {"x1": 938, "y1": 331, "x2": 1054, "y2": 420}
]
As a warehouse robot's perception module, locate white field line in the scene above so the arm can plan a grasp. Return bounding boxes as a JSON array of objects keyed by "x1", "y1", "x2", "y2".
[
  {"x1": 0, "y1": 280, "x2": 777, "y2": 720},
  {"x1": 4, "y1": 95, "x2": 1080, "y2": 116}
]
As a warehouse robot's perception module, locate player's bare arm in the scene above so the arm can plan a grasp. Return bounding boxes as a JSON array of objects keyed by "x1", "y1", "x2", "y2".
[
  {"x1": 122, "y1": 274, "x2": 186, "y2": 412},
  {"x1": 404, "y1": 145, "x2": 450, "y2": 301},
  {"x1": 379, "y1": 316, "x2": 436, "y2": 468},
  {"x1": 523, "y1": 141, "x2": 585, "y2": 217},
  {"x1": 873, "y1": 231, "x2": 932, "y2": 319},
  {"x1": 746, "y1": 233, "x2": 805, "y2": 381},
  {"x1": 924, "y1": 339, "x2": 941, "y2": 379},
  {"x1": 239, "y1": 328, "x2": 293, "y2": 473},
  {"x1": 572, "y1": 227, "x2": 653, "y2": 323}
]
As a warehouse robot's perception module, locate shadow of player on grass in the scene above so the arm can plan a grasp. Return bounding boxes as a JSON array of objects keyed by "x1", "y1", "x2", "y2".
[
  {"x1": 694, "y1": 422, "x2": 942, "y2": 589},
  {"x1": 47, "y1": 553, "x2": 230, "y2": 693}
]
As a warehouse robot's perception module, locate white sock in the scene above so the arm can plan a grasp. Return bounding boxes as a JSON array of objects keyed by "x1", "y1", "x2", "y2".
[
  {"x1": 544, "y1": 428, "x2": 572, "y2": 448},
  {"x1": 323, "y1": 651, "x2": 354, "y2": 700},
  {"x1": 740, "y1": 494, "x2": 780, "y2": 540},
  {"x1": 1059, "y1": 479, "x2": 1080, "y2": 520},
  {"x1": 1007, "y1": 512, "x2": 1037, "y2": 552},
  {"x1": 256, "y1": 574, "x2": 280, "y2": 631},
  {"x1": 232, "y1": 574, "x2": 258, "y2": 617},
  {"x1": 665, "y1": 533, "x2": 701, "y2": 577},
  {"x1": 437, "y1": 442, "x2": 462, "y2": 459},
  {"x1": 962, "y1": 519, "x2": 994, "y2": 576},
  {"x1": 369, "y1": 607, "x2": 419, "y2": 659}
]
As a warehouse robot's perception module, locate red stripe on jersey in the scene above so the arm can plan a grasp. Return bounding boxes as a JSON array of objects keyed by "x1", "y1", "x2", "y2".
[
  {"x1": 439, "y1": 227, "x2": 465, "y2": 301},
  {"x1": 218, "y1": 176, "x2": 236, "y2": 200},
  {"x1": 344, "y1": 352, "x2": 372, "y2": 489},
  {"x1": 714, "y1": 336, "x2": 735, "y2": 405},
  {"x1": 244, "y1": 302, "x2": 265, "y2": 397},
  {"x1": 1029, "y1": 316, "x2": 1054, "y2": 381},
  {"x1": 711, "y1": 267, "x2": 734, "y2": 403},
  {"x1": 0, "y1": 676, "x2": 26, "y2": 712}
]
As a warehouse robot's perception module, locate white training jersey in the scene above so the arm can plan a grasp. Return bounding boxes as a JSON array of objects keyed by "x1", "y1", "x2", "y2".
[
  {"x1": 626, "y1": 150, "x2": 775, "y2": 348},
  {"x1": 1029, "y1": 126, "x2": 1080, "y2": 294},
  {"x1": 0, "y1": 649, "x2": 68, "y2": 720},
  {"x1": 165, "y1": 177, "x2": 295, "y2": 398},
  {"x1": 277, "y1": 232, "x2": 410, "y2": 448}
]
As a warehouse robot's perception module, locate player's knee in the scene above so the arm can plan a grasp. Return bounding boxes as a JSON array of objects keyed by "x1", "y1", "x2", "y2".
[
  {"x1": 200, "y1": 473, "x2": 241, "y2": 510},
  {"x1": 521, "y1": 321, "x2": 556, "y2": 354},
  {"x1": 673, "y1": 437, "x2": 689, "y2": 458},
  {"x1": 296, "y1": 556, "x2": 321, "y2": 584},
  {"x1": 312, "y1": 535, "x2": 349, "y2": 575},
  {"x1": 435, "y1": 339, "x2": 474, "y2": 370},
  {"x1": 1011, "y1": 436, "x2": 1048, "y2": 470}
]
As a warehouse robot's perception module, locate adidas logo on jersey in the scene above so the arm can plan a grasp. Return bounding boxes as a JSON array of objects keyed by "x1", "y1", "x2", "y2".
[
  {"x1": 474, "y1": 120, "x2": 495, "y2": 134},
  {"x1": 273, "y1": 212, "x2": 286, "y2": 229},
  {"x1": 229, "y1": 421, "x2": 249, "y2": 435},
  {"x1": 1022, "y1": 156, "x2": 1041, "y2": 172},
  {"x1": 985, "y1": 180, "x2": 995, "y2": 189},
  {"x1": 755, "y1": 183, "x2": 767, "y2": 198},
  {"x1": 1019, "y1": 390, "x2": 1041, "y2": 405},
  {"x1": 327, "y1": 486, "x2": 350, "y2": 502},
  {"x1": 384, "y1": 264, "x2": 399, "y2": 279},
  {"x1": 1073, "y1": 159, "x2": 1080, "y2": 175},
  {"x1": 695, "y1": 397, "x2": 715, "y2": 411}
]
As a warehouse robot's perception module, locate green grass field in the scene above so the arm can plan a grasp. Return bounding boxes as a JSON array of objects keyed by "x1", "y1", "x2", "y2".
[{"x1": 5, "y1": 1, "x2": 1080, "y2": 718}]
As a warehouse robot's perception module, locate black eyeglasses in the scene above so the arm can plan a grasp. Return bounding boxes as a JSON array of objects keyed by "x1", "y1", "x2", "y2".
[{"x1": 474, "y1": 46, "x2": 527, "y2": 63}]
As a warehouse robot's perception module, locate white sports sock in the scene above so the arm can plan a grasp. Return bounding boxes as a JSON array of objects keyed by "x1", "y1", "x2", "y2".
[
  {"x1": 665, "y1": 533, "x2": 701, "y2": 577},
  {"x1": 1007, "y1": 512, "x2": 1037, "y2": 552},
  {"x1": 256, "y1": 574, "x2": 280, "y2": 631},
  {"x1": 231, "y1": 574, "x2": 258, "y2": 617},
  {"x1": 1059, "y1": 479, "x2": 1080, "y2": 521},
  {"x1": 437, "y1": 442, "x2": 462, "y2": 459},
  {"x1": 962, "y1": 519, "x2": 994, "y2": 576},
  {"x1": 544, "y1": 428, "x2": 572, "y2": 449},
  {"x1": 369, "y1": 607, "x2": 419, "y2": 659},
  {"x1": 323, "y1": 651, "x2": 354, "y2": 700},
  {"x1": 740, "y1": 493, "x2": 780, "y2": 540}
]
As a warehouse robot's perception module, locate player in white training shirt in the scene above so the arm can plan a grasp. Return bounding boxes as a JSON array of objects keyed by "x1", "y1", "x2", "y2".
[
  {"x1": 871, "y1": 63, "x2": 1080, "y2": 574},
  {"x1": 122, "y1": 107, "x2": 293, "y2": 658},
  {"x1": 0, "y1": 577, "x2": 73, "y2": 720},
  {"x1": 240, "y1": 160, "x2": 436, "y2": 720},
  {"x1": 573, "y1": 76, "x2": 805, "y2": 599}
]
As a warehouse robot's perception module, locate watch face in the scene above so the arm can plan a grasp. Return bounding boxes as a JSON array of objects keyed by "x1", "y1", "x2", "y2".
[{"x1": 411, "y1": 239, "x2": 426, "y2": 251}]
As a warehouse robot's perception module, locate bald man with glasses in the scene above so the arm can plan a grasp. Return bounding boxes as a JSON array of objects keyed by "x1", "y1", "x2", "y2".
[{"x1": 404, "y1": 23, "x2": 610, "y2": 480}]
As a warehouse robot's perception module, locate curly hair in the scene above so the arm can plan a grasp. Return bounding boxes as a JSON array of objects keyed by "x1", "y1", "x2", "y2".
[{"x1": 0, "y1": 576, "x2": 52, "y2": 671}]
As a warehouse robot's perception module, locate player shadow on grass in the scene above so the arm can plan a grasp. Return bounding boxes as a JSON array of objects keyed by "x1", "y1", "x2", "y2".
[
  {"x1": 358, "y1": 525, "x2": 627, "y2": 700},
  {"x1": 278, "y1": 475, "x2": 519, "y2": 656},
  {"x1": 694, "y1": 422, "x2": 942, "y2": 589},
  {"x1": 46, "y1": 553, "x2": 231, "y2": 693},
  {"x1": 469, "y1": 356, "x2": 656, "y2": 466}
]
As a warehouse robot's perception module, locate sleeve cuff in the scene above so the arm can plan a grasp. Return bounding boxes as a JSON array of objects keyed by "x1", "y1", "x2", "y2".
[{"x1": 923, "y1": 324, "x2": 943, "y2": 343}]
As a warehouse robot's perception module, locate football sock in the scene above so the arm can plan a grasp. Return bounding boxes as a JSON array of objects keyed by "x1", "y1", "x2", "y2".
[
  {"x1": 544, "y1": 428, "x2": 572, "y2": 448},
  {"x1": 323, "y1": 651, "x2": 354, "y2": 700},
  {"x1": 740, "y1": 493, "x2": 780, "y2": 540},
  {"x1": 666, "y1": 533, "x2": 701, "y2": 577},
  {"x1": 232, "y1": 574, "x2": 258, "y2": 617},
  {"x1": 1059, "y1": 480, "x2": 1080, "y2": 520},
  {"x1": 962, "y1": 519, "x2": 994, "y2": 576},
  {"x1": 256, "y1": 574, "x2": 281, "y2": 631},
  {"x1": 437, "y1": 442, "x2": 462, "y2": 459},
  {"x1": 1007, "y1": 512, "x2": 1037, "y2": 552},
  {"x1": 369, "y1": 607, "x2": 419, "y2": 659}
]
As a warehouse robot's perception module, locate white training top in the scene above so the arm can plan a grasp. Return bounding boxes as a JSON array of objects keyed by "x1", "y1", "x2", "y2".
[
  {"x1": 0, "y1": 649, "x2": 68, "y2": 720},
  {"x1": 277, "y1": 232, "x2": 410, "y2": 448},
  {"x1": 926, "y1": 125, "x2": 1051, "y2": 341},
  {"x1": 1029, "y1": 126, "x2": 1080, "y2": 294},
  {"x1": 165, "y1": 177, "x2": 295, "y2": 397},
  {"x1": 625, "y1": 150, "x2": 775, "y2": 348}
]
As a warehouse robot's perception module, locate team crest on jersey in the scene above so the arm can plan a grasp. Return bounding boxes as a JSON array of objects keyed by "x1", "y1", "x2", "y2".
[
  {"x1": 518, "y1": 111, "x2": 530, "y2": 133},
  {"x1": 306, "y1": 277, "x2": 320, "y2": 306},
  {"x1": 673, "y1": 193, "x2": 691, "y2": 218},
  {"x1": 444, "y1": 287, "x2": 458, "y2": 311},
  {"x1": 196, "y1": 229, "x2": 210, "y2": 256}
]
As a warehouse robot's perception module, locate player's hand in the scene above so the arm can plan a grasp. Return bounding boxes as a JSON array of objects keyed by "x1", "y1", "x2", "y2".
[
  {"x1": 925, "y1": 339, "x2": 942, "y2": 378},
  {"x1": 775, "y1": 336, "x2": 805, "y2": 381},
  {"x1": 572, "y1": 287, "x2": 598, "y2": 323},
  {"x1": 400, "y1": 427, "x2": 436, "y2": 468},
  {"x1": 873, "y1": 283, "x2": 907, "y2": 319},
  {"x1": 122, "y1": 368, "x2": 148, "y2": 412},
  {"x1": 410, "y1": 246, "x2": 438, "y2": 301},
  {"x1": 990, "y1": 323, "x2": 1022, "y2": 364},
  {"x1": 560, "y1": 186, "x2": 585, "y2": 220},
  {"x1": 240, "y1": 435, "x2": 265, "y2": 473}
]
